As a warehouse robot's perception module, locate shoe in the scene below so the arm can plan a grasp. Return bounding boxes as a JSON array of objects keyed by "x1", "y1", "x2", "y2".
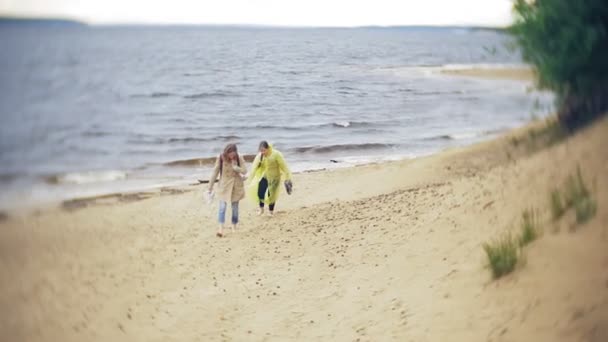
[
  {"x1": 284, "y1": 180, "x2": 293, "y2": 195},
  {"x1": 257, "y1": 208, "x2": 264, "y2": 216}
]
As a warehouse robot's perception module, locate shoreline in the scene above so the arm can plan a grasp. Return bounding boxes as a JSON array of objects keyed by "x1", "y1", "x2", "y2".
[
  {"x1": 0, "y1": 131, "x2": 505, "y2": 214},
  {"x1": 0, "y1": 140, "x2": 486, "y2": 216},
  {"x1": 0, "y1": 113, "x2": 554, "y2": 222},
  {"x1": 0, "y1": 123, "x2": 520, "y2": 218},
  {"x1": 439, "y1": 65, "x2": 536, "y2": 81}
]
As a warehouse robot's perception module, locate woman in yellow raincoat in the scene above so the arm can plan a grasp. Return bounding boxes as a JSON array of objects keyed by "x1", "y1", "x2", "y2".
[{"x1": 247, "y1": 141, "x2": 292, "y2": 216}]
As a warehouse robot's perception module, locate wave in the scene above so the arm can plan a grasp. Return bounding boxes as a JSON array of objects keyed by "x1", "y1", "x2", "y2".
[
  {"x1": 183, "y1": 91, "x2": 241, "y2": 99},
  {"x1": 424, "y1": 133, "x2": 479, "y2": 141},
  {"x1": 131, "y1": 90, "x2": 242, "y2": 100},
  {"x1": 164, "y1": 154, "x2": 257, "y2": 167},
  {"x1": 423, "y1": 128, "x2": 507, "y2": 141},
  {"x1": 291, "y1": 143, "x2": 397, "y2": 154},
  {"x1": 128, "y1": 135, "x2": 241, "y2": 145},
  {"x1": 130, "y1": 92, "x2": 177, "y2": 99},
  {"x1": 167, "y1": 135, "x2": 240, "y2": 143},
  {"x1": 330, "y1": 121, "x2": 384, "y2": 128},
  {"x1": 250, "y1": 120, "x2": 389, "y2": 131},
  {"x1": 82, "y1": 130, "x2": 112, "y2": 137},
  {"x1": 412, "y1": 90, "x2": 465, "y2": 96},
  {"x1": 0, "y1": 173, "x2": 19, "y2": 184},
  {"x1": 45, "y1": 170, "x2": 128, "y2": 185}
]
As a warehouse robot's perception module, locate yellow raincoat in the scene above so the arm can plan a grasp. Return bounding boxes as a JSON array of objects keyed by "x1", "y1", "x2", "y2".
[{"x1": 247, "y1": 145, "x2": 292, "y2": 205}]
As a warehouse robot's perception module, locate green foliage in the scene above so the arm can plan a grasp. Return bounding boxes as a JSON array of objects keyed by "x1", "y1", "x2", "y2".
[
  {"x1": 550, "y1": 188, "x2": 565, "y2": 220},
  {"x1": 575, "y1": 196, "x2": 597, "y2": 224},
  {"x1": 564, "y1": 167, "x2": 591, "y2": 207},
  {"x1": 519, "y1": 209, "x2": 540, "y2": 246},
  {"x1": 510, "y1": 0, "x2": 608, "y2": 128},
  {"x1": 483, "y1": 234, "x2": 519, "y2": 279},
  {"x1": 552, "y1": 166, "x2": 597, "y2": 224},
  {"x1": 483, "y1": 209, "x2": 540, "y2": 279},
  {"x1": 510, "y1": 0, "x2": 608, "y2": 97},
  {"x1": 510, "y1": 120, "x2": 566, "y2": 151}
]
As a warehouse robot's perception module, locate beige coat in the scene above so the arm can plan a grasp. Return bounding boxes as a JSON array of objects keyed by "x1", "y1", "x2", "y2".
[{"x1": 208, "y1": 154, "x2": 247, "y2": 202}]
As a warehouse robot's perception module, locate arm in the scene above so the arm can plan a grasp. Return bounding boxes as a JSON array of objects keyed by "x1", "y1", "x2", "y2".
[
  {"x1": 208, "y1": 156, "x2": 221, "y2": 192},
  {"x1": 247, "y1": 153, "x2": 261, "y2": 182},
  {"x1": 276, "y1": 152, "x2": 292, "y2": 180},
  {"x1": 232, "y1": 155, "x2": 247, "y2": 175}
]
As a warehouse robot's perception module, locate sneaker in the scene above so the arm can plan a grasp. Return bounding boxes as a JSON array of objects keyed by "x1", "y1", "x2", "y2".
[{"x1": 257, "y1": 208, "x2": 264, "y2": 216}]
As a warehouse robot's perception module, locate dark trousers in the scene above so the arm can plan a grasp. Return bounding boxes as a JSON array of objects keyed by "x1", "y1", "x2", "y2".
[{"x1": 258, "y1": 178, "x2": 275, "y2": 211}]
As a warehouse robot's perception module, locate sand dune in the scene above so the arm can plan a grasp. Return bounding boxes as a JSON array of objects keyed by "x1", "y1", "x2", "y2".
[{"x1": 1, "y1": 117, "x2": 607, "y2": 341}]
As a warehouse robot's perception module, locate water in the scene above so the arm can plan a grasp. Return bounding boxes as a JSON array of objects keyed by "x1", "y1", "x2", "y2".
[{"x1": 0, "y1": 25, "x2": 554, "y2": 209}]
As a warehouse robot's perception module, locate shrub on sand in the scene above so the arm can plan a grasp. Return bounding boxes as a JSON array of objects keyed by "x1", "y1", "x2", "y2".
[{"x1": 483, "y1": 234, "x2": 519, "y2": 279}]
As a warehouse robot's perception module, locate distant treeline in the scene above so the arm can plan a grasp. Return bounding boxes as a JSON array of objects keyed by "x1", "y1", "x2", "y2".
[
  {"x1": 0, "y1": 17, "x2": 87, "y2": 27},
  {"x1": 356, "y1": 25, "x2": 505, "y2": 32}
]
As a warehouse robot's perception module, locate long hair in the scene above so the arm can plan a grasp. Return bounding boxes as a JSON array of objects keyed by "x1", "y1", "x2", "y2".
[{"x1": 222, "y1": 143, "x2": 238, "y2": 163}]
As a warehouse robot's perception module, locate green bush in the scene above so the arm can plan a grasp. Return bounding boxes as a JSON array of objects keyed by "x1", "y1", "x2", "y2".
[{"x1": 510, "y1": 0, "x2": 608, "y2": 129}]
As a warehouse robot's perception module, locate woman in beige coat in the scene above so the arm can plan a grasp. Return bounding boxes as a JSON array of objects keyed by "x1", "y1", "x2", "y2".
[{"x1": 208, "y1": 143, "x2": 247, "y2": 237}]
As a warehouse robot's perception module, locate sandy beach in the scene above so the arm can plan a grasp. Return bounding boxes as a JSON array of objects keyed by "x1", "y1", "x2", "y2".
[
  {"x1": 441, "y1": 66, "x2": 536, "y2": 82},
  {"x1": 1, "y1": 109, "x2": 607, "y2": 341}
]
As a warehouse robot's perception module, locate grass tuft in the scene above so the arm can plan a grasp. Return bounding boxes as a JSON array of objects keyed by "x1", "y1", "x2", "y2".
[
  {"x1": 575, "y1": 196, "x2": 597, "y2": 224},
  {"x1": 483, "y1": 234, "x2": 519, "y2": 279},
  {"x1": 519, "y1": 209, "x2": 540, "y2": 247},
  {"x1": 550, "y1": 189, "x2": 565, "y2": 220},
  {"x1": 560, "y1": 166, "x2": 596, "y2": 225}
]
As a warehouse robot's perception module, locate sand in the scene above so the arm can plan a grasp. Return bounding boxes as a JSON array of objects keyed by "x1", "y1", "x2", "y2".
[
  {"x1": 441, "y1": 66, "x2": 536, "y2": 82},
  {"x1": 1, "y1": 116, "x2": 607, "y2": 341}
]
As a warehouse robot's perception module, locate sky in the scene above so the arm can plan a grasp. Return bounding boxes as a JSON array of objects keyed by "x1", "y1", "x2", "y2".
[{"x1": 0, "y1": 0, "x2": 514, "y2": 27}]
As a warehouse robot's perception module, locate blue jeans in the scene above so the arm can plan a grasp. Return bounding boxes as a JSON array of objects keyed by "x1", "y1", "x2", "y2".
[{"x1": 218, "y1": 201, "x2": 239, "y2": 225}]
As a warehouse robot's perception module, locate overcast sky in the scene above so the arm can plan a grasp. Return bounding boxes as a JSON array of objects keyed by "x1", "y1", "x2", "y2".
[{"x1": 0, "y1": 0, "x2": 514, "y2": 27}]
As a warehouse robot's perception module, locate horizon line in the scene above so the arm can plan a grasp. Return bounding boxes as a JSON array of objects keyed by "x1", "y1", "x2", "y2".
[{"x1": 0, "y1": 14, "x2": 508, "y2": 29}]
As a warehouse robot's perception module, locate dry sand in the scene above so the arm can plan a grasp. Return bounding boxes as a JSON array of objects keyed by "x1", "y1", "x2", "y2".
[{"x1": 1, "y1": 116, "x2": 607, "y2": 341}]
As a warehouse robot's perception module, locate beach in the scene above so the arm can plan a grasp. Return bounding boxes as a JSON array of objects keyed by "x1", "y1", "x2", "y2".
[
  {"x1": 440, "y1": 66, "x2": 536, "y2": 82},
  {"x1": 1, "y1": 110, "x2": 607, "y2": 341}
]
